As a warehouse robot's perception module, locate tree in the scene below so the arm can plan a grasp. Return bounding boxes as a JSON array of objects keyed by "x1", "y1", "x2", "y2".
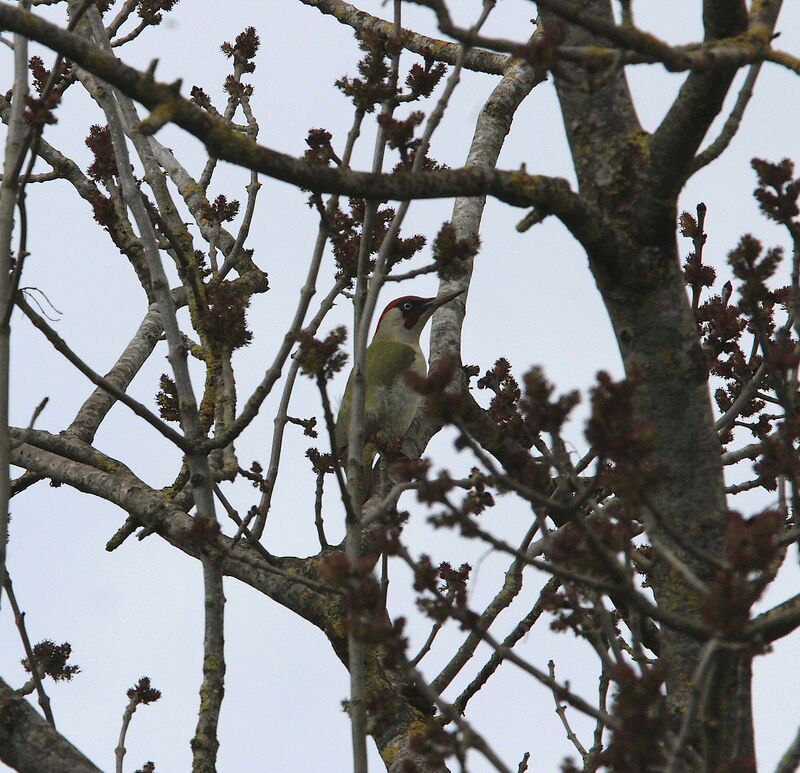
[{"x1": 1, "y1": 0, "x2": 800, "y2": 771}]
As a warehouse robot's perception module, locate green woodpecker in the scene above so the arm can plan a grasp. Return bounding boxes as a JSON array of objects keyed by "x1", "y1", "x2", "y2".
[{"x1": 335, "y1": 289, "x2": 464, "y2": 473}]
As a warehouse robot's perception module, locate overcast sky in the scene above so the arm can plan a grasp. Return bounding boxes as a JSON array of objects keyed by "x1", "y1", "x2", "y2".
[{"x1": 2, "y1": 1, "x2": 800, "y2": 771}]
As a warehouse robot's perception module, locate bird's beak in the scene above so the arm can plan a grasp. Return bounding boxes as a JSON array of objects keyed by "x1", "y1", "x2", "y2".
[{"x1": 424, "y1": 288, "x2": 465, "y2": 312}]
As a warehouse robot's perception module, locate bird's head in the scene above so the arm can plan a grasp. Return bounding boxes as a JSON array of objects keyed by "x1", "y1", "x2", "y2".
[{"x1": 373, "y1": 289, "x2": 464, "y2": 342}]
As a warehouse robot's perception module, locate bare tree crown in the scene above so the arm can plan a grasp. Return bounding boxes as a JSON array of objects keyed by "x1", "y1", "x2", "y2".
[{"x1": 1, "y1": 1, "x2": 800, "y2": 772}]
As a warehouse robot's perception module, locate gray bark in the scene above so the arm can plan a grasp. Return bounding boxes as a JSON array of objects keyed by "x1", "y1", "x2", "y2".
[
  {"x1": 538, "y1": 0, "x2": 758, "y2": 763},
  {"x1": 0, "y1": 678, "x2": 103, "y2": 773}
]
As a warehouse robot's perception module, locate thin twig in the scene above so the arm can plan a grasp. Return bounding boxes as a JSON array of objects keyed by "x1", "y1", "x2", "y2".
[
  {"x1": 214, "y1": 483, "x2": 343, "y2": 596},
  {"x1": 16, "y1": 296, "x2": 188, "y2": 450},
  {"x1": 589, "y1": 668, "x2": 610, "y2": 763},
  {"x1": 105, "y1": 0, "x2": 138, "y2": 38},
  {"x1": 453, "y1": 576, "x2": 560, "y2": 714},
  {"x1": 313, "y1": 467, "x2": 330, "y2": 550},
  {"x1": 776, "y1": 725, "x2": 800, "y2": 773},
  {"x1": 250, "y1": 104, "x2": 361, "y2": 540},
  {"x1": 9, "y1": 396, "x2": 48, "y2": 450},
  {"x1": 410, "y1": 619, "x2": 445, "y2": 666},
  {"x1": 250, "y1": 277, "x2": 346, "y2": 539},
  {"x1": 399, "y1": 651, "x2": 515, "y2": 773},
  {"x1": 716, "y1": 362, "x2": 767, "y2": 436},
  {"x1": 725, "y1": 477, "x2": 765, "y2": 495},
  {"x1": 77, "y1": 11, "x2": 218, "y2": 529},
  {"x1": 385, "y1": 262, "x2": 438, "y2": 282},
  {"x1": 4, "y1": 575, "x2": 56, "y2": 727},
  {"x1": 317, "y1": 374, "x2": 358, "y2": 527},
  {"x1": 432, "y1": 520, "x2": 538, "y2": 693},
  {"x1": 397, "y1": 544, "x2": 621, "y2": 729},
  {"x1": 110, "y1": 17, "x2": 150, "y2": 47},
  {"x1": 115, "y1": 678, "x2": 161, "y2": 773},
  {"x1": 115, "y1": 694, "x2": 136, "y2": 773},
  {"x1": 548, "y1": 659, "x2": 588, "y2": 761},
  {"x1": 218, "y1": 173, "x2": 261, "y2": 281},
  {"x1": 688, "y1": 62, "x2": 763, "y2": 176},
  {"x1": 0, "y1": 169, "x2": 60, "y2": 183}
]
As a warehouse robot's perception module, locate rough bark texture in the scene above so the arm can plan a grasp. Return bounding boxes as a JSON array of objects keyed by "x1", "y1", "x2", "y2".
[
  {"x1": 413, "y1": 55, "x2": 541, "y2": 458},
  {"x1": 2, "y1": 1, "x2": 796, "y2": 770},
  {"x1": 539, "y1": 0, "x2": 751, "y2": 763},
  {"x1": 0, "y1": 678, "x2": 103, "y2": 773}
]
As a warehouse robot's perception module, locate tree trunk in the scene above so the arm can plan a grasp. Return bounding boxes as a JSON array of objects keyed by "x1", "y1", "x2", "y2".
[{"x1": 540, "y1": 0, "x2": 752, "y2": 763}]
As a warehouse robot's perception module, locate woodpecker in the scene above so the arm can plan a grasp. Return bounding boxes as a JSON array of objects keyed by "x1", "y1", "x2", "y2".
[{"x1": 335, "y1": 289, "x2": 464, "y2": 476}]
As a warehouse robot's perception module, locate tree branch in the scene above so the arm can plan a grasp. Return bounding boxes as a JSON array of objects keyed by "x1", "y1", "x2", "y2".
[
  {"x1": 431, "y1": 523, "x2": 536, "y2": 694},
  {"x1": 650, "y1": 1, "x2": 776, "y2": 198},
  {"x1": 0, "y1": 4, "x2": 607, "y2": 253},
  {"x1": 67, "y1": 304, "x2": 163, "y2": 443},
  {"x1": 4, "y1": 575, "x2": 56, "y2": 728},
  {"x1": 16, "y1": 295, "x2": 186, "y2": 449},
  {"x1": 0, "y1": 0, "x2": 27, "y2": 604},
  {"x1": 76, "y1": 3, "x2": 217, "y2": 527},
  {"x1": 453, "y1": 576, "x2": 560, "y2": 715},
  {"x1": 9, "y1": 436, "x2": 332, "y2": 628},
  {"x1": 191, "y1": 562, "x2": 226, "y2": 773},
  {"x1": 748, "y1": 592, "x2": 800, "y2": 643},
  {"x1": 776, "y1": 725, "x2": 800, "y2": 773},
  {"x1": 299, "y1": 0, "x2": 508, "y2": 74},
  {"x1": 687, "y1": 61, "x2": 763, "y2": 176},
  {"x1": 0, "y1": 677, "x2": 102, "y2": 773}
]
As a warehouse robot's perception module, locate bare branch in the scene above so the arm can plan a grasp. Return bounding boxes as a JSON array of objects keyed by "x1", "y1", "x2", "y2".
[
  {"x1": 299, "y1": 0, "x2": 508, "y2": 74},
  {"x1": 548, "y1": 659, "x2": 588, "y2": 761},
  {"x1": 397, "y1": 543, "x2": 621, "y2": 730},
  {"x1": 0, "y1": 677, "x2": 102, "y2": 773},
  {"x1": 0, "y1": 169, "x2": 60, "y2": 183},
  {"x1": 115, "y1": 678, "x2": 161, "y2": 773},
  {"x1": 748, "y1": 592, "x2": 800, "y2": 643},
  {"x1": 69, "y1": 304, "x2": 164, "y2": 442},
  {"x1": 251, "y1": 279, "x2": 348, "y2": 538},
  {"x1": 105, "y1": 0, "x2": 138, "y2": 38},
  {"x1": 688, "y1": 62, "x2": 763, "y2": 176},
  {"x1": 76, "y1": 6, "x2": 217, "y2": 526},
  {"x1": 399, "y1": 652, "x2": 515, "y2": 773},
  {"x1": 0, "y1": 0, "x2": 27, "y2": 604},
  {"x1": 0, "y1": 5, "x2": 607, "y2": 252},
  {"x1": 650, "y1": 1, "x2": 775, "y2": 198},
  {"x1": 432, "y1": 523, "x2": 536, "y2": 694},
  {"x1": 3, "y1": 575, "x2": 56, "y2": 728},
  {"x1": 17, "y1": 296, "x2": 187, "y2": 449},
  {"x1": 9, "y1": 395, "x2": 48, "y2": 450},
  {"x1": 716, "y1": 362, "x2": 768, "y2": 437},
  {"x1": 452, "y1": 576, "x2": 560, "y2": 714},
  {"x1": 776, "y1": 725, "x2": 800, "y2": 773},
  {"x1": 191, "y1": 564, "x2": 226, "y2": 773}
]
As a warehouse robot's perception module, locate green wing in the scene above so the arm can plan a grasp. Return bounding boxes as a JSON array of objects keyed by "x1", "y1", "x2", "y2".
[
  {"x1": 334, "y1": 341, "x2": 417, "y2": 453},
  {"x1": 364, "y1": 340, "x2": 417, "y2": 388}
]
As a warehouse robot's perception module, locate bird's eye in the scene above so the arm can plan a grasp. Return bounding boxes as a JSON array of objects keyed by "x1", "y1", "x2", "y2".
[{"x1": 402, "y1": 302, "x2": 412, "y2": 311}]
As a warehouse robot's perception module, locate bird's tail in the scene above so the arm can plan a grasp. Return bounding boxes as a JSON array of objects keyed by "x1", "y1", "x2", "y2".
[{"x1": 337, "y1": 443, "x2": 378, "y2": 500}]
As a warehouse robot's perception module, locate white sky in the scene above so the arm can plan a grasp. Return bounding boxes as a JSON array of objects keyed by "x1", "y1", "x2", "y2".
[{"x1": 2, "y1": 1, "x2": 800, "y2": 771}]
